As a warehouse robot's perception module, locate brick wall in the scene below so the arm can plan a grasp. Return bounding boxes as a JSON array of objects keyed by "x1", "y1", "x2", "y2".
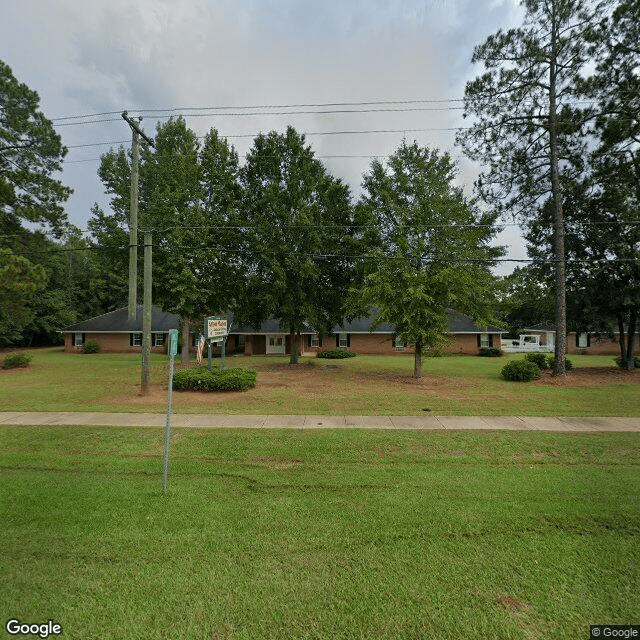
[
  {"x1": 64, "y1": 332, "x2": 167, "y2": 354},
  {"x1": 300, "y1": 332, "x2": 497, "y2": 356},
  {"x1": 566, "y1": 332, "x2": 639, "y2": 356}
]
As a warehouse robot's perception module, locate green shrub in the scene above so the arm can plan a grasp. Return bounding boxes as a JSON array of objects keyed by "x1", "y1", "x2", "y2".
[
  {"x1": 2, "y1": 353, "x2": 32, "y2": 369},
  {"x1": 81, "y1": 340, "x2": 100, "y2": 354},
  {"x1": 614, "y1": 356, "x2": 640, "y2": 368},
  {"x1": 501, "y1": 360, "x2": 541, "y2": 382},
  {"x1": 316, "y1": 349, "x2": 356, "y2": 359},
  {"x1": 173, "y1": 366, "x2": 256, "y2": 392},
  {"x1": 478, "y1": 347, "x2": 503, "y2": 357},
  {"x1": 524, "y1": 352, "x2": 549, "y2": 369},
  {"x1": 545, "y1": 355, "x2": 573, "y2": 370}
]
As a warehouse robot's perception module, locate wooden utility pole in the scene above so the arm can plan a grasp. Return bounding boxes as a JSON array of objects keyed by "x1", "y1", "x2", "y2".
[
  {"x1": 121, "y1": 111, "x2": 154, "y2": 323},
  {"x1": 141, "y1": 232, "x2": 152, "y2": 394}
]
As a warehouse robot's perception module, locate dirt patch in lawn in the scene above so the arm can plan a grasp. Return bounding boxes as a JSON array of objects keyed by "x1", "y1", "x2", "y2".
[
  {"x1": 534, "y1": 366, "x2": 640, "y2": 386},
  {"x1": 107, "y1": 363, "x2": 467, "y2": 408}
]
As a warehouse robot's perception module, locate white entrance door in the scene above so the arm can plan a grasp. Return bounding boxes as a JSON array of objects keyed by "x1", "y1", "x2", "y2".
[{"x1": 266, "y1": 334, "x2": 285, "y2": 355}]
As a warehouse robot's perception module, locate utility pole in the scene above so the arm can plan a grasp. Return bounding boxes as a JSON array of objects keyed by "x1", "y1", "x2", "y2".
[
  {"x1": 141, "y1": 232, "x2": 152, "y2": 394},
  {"x1": 121, "y1": 111, "x2": 154, "y2": 323}
]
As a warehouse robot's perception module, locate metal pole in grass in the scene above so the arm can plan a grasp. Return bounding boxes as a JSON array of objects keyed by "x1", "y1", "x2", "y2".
[{"x1": 163, "y1": 328, "x2": 178, "y2": 494}]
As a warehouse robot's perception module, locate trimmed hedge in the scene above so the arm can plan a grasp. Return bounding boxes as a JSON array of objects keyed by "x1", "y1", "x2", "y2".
[
  {"x1": 546, "y1": 355, "x2": 573, "y2": 370},
  {"x1": 501, "y1": 360, "x2": 541, "y2": 382},
  {"x1": 173, "y1": 366, "x2": 256, "y2": 392},
  {"x1": 478, "y1": 347, "x2": 503, "y2": 357},
  {"x1": 524, "y1": 352, "x2": 548, "y2": 369},
  {"x1": 2, "y1": 353, "x2": 32, "y2": 369},
  {"x1": 316, "y1": 349, "x2": 356, "y2": 359},
  {"x1": 82, "y1": 340, "x2": 100, "y2": 354}
]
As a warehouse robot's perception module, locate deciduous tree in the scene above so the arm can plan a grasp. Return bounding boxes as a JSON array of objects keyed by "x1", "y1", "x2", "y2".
[
  {"x1": 238, "y1": 126, "x2": 357, "y2": 364},
  {"x1": 356, "y1": 141, "x2": 502, "y2": 378}
]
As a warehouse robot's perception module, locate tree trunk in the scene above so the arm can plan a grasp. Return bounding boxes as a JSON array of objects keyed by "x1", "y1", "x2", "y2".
[
  {"x1": 617, "y1": 313, "x2": 627, "y2": 364},
  {"x1": 414, "y1": 341, "x2": 422, "y2": 379},
  {"x1": 625, "y1": 309, "x2": 637, "y2": 370},
  {"x1": 181, "y1": 316, "x2": 190, "y2": 366},
  {"x1": 549, "y1": 2, "x2": 567, "y2": 377},
  {"x1": 289, "y1": 328, "x2": 299, "y2": 364}
]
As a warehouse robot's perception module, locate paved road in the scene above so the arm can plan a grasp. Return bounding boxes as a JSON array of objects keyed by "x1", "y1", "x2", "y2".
[{"x1": 1, "y1": 412, "x2": 639, "y2": 431}]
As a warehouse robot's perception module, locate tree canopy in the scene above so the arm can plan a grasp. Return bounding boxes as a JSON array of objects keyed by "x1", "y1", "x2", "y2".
[
  {"x1": 238, "y1": 126, "x2": 359, "y2": 363},
  {"x1": 356, "y1": 141, "x2": 503, "y2": 378},
  {"x1": 457, "y1": 0, "x2": 609, "y2": 374},
  {"x1": 95, "y1": 118, "x2": 242, "y2": 363},
  {"x1": 0, "y1": 60, "x2": 71, "y2": 236}
]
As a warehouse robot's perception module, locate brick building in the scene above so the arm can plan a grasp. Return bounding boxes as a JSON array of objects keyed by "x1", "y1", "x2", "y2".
[{"x1": 64, "y1": 307, "x2": 506, "y2": 356}]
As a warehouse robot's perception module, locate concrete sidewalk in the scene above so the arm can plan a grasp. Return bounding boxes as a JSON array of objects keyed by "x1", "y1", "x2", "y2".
[{"x1": 1, "y1": 411, "x2": 639, "y2": 431}]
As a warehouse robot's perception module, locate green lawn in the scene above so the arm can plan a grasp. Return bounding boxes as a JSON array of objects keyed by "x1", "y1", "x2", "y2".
[
  {"x1": 1, "y1": 426, "x2": 638, "y2": 639},
  {"x1": 1, "y1": 347, "x2": 639, "y2": 415}
]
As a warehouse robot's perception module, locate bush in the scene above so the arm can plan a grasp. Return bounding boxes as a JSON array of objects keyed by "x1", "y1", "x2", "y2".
[
  {"x1": 614, "y1": 356, "x2": 640, "y2": 368},
  {"x1": 81, "y1": 340, "x2": 100, "y2": 354},
  {"x1": 173, "y1": 366, "x2": 256, "y2": 392},
  {"x1": 316, "y1": 349, "x2": 357, "y2": 359},
  {"x1": 501, "y1": 359, "x2": 541, "y2": 382},
  {"x1": 545, "y1": 355, "x2": 573, "y2": 370},
  {"x1": 524, "y1": 352, "x2": 549, "y2": 369},
  {"x1": 478, "y1": 347, "x2": 503, "y2": 357},
  {"x1": 2, "y1": 353, "x2": 32, "y2": 369}
]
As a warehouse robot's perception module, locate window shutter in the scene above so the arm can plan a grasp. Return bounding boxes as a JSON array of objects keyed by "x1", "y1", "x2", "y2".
[
  {"x1": 575, "y1": 333, "x2": 579, "y2": 347},
  {"x1": 308, "y1": 334, "x2": 311, "y2": 347},
  {"x1": 319, "y1": 336, "x2": 323, "y2": 347},
  {"x1": 587, "y1": 334, "x2": 591, "y2": 347},
  {"x1": 235, "y1": 335, "x2": 239, "y2": 348},
  {"x1": 489, "y1": 334, "x2": 494, "y2": 347},
  {"x1": 336, "y1": 334, "x2": 339, "y2": 347},
  {"x1": 81, "y1": 333, "x2": 86, "y2": 345},
  {"x1": 392, "y1": 334, "x2": 396, "y2": 348},
  {"x1": 130, "y1": 333, "x2": 134, "y2": 347},
  {"x1": 347, "y1": 334, "x2": 351, "y2": 347},
  {"x1": 477, "y1": 334, "x2": 481, "y2": 347}
]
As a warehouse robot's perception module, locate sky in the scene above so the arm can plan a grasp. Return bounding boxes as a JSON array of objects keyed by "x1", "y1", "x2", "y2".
[{"x1": 2, "y1": 0, "x2": 527, "y2": 273}]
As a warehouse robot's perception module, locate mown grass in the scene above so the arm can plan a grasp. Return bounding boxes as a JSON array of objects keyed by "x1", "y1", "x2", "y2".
[
  {"x1": 1, "y1": 426, "x2": 638, "y2": 639},
  {"x1": 0, "y1": 347, "x2": 639, "y2": 416}
]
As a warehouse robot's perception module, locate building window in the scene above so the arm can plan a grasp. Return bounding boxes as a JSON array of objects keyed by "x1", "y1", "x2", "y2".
[
  {"x1": 153, "y1": 333, "x2": 165, "y2": 347},
  {"x1": 131, "y1": 333, "x2": 142, "y2": 347},
  {"x1": 237, "y1": 335, "x2": 245, "y2": 348},
  {"x1": 578, "y1": 332, "x2": 589, "y2": 348},
  {"x1": 311, "y1": 334, "x2": 319, "y2": 347},
  {"x1": 480, "y1": 333, "x2": 490, "y2": 348},
  {"x1": 339, "y1": 333, "x2": 348, "y2": 349},
  {"x1": 74, "y1": 332, "x2": 84, "y2": 347},
  {"x1": 395, "y1": 339, "x2": 405, "y2": 352}
]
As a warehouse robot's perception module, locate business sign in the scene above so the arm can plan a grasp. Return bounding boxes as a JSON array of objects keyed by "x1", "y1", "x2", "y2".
[{"x1": 206, "y1": 316, "x2": 228, "y2": 340}]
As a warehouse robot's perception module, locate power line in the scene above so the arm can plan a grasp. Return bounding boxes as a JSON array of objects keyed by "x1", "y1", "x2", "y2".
[
  {"x1": 50, "y1": 99, "x2": 466, "y2": 122},
  {"x1": 50, "y1": 96, "x2": 614, "y2": 123},
  {"x1": 9, "y1": 243, "x2": 640, "y2": 265},
  {"x1": 4, "y1": 219, "x2": 640, "y2": 242}
]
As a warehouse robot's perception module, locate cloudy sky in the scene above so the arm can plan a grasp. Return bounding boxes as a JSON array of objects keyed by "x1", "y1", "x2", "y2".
[{"x1": 2, "y1": 0, "x2": 526, "y2": 272}]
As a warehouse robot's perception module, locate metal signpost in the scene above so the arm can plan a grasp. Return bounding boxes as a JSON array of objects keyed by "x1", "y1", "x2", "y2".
[
  {"x1": 206, "y1": 316, "x2": 229, "y2": 370},
  {"x1": 163, "y1": 328, "x2": 178, "y2": 494}
]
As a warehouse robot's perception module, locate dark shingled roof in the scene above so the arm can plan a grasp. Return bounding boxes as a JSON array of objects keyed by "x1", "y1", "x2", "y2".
[
  {"x1": 64, "y1": 306, "x2": 180, "y2": 333},
  {"x1": 65, "y1": 307, "x2": 507, "y2": 335},
  {"x1": 232, "y1": 317, "x2": 314, "y2": 334},
  {"x1": 522, "y1": 324, "x2": 556, "y2": 333},
  {"x1": 235, "y1": 310, "x2": 506, "y2": 335}
]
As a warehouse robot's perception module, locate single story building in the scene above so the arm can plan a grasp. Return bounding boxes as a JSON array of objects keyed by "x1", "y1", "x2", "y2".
[
  {"x1": 522, "y1": 324, "x2": 639, "y2": 356},
  {"x1": 63, "y1": 307, "x2": 506, "y2": 356},
  {"x1": 63, "y1": 306, "x2": 180, "y2": 353}
]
